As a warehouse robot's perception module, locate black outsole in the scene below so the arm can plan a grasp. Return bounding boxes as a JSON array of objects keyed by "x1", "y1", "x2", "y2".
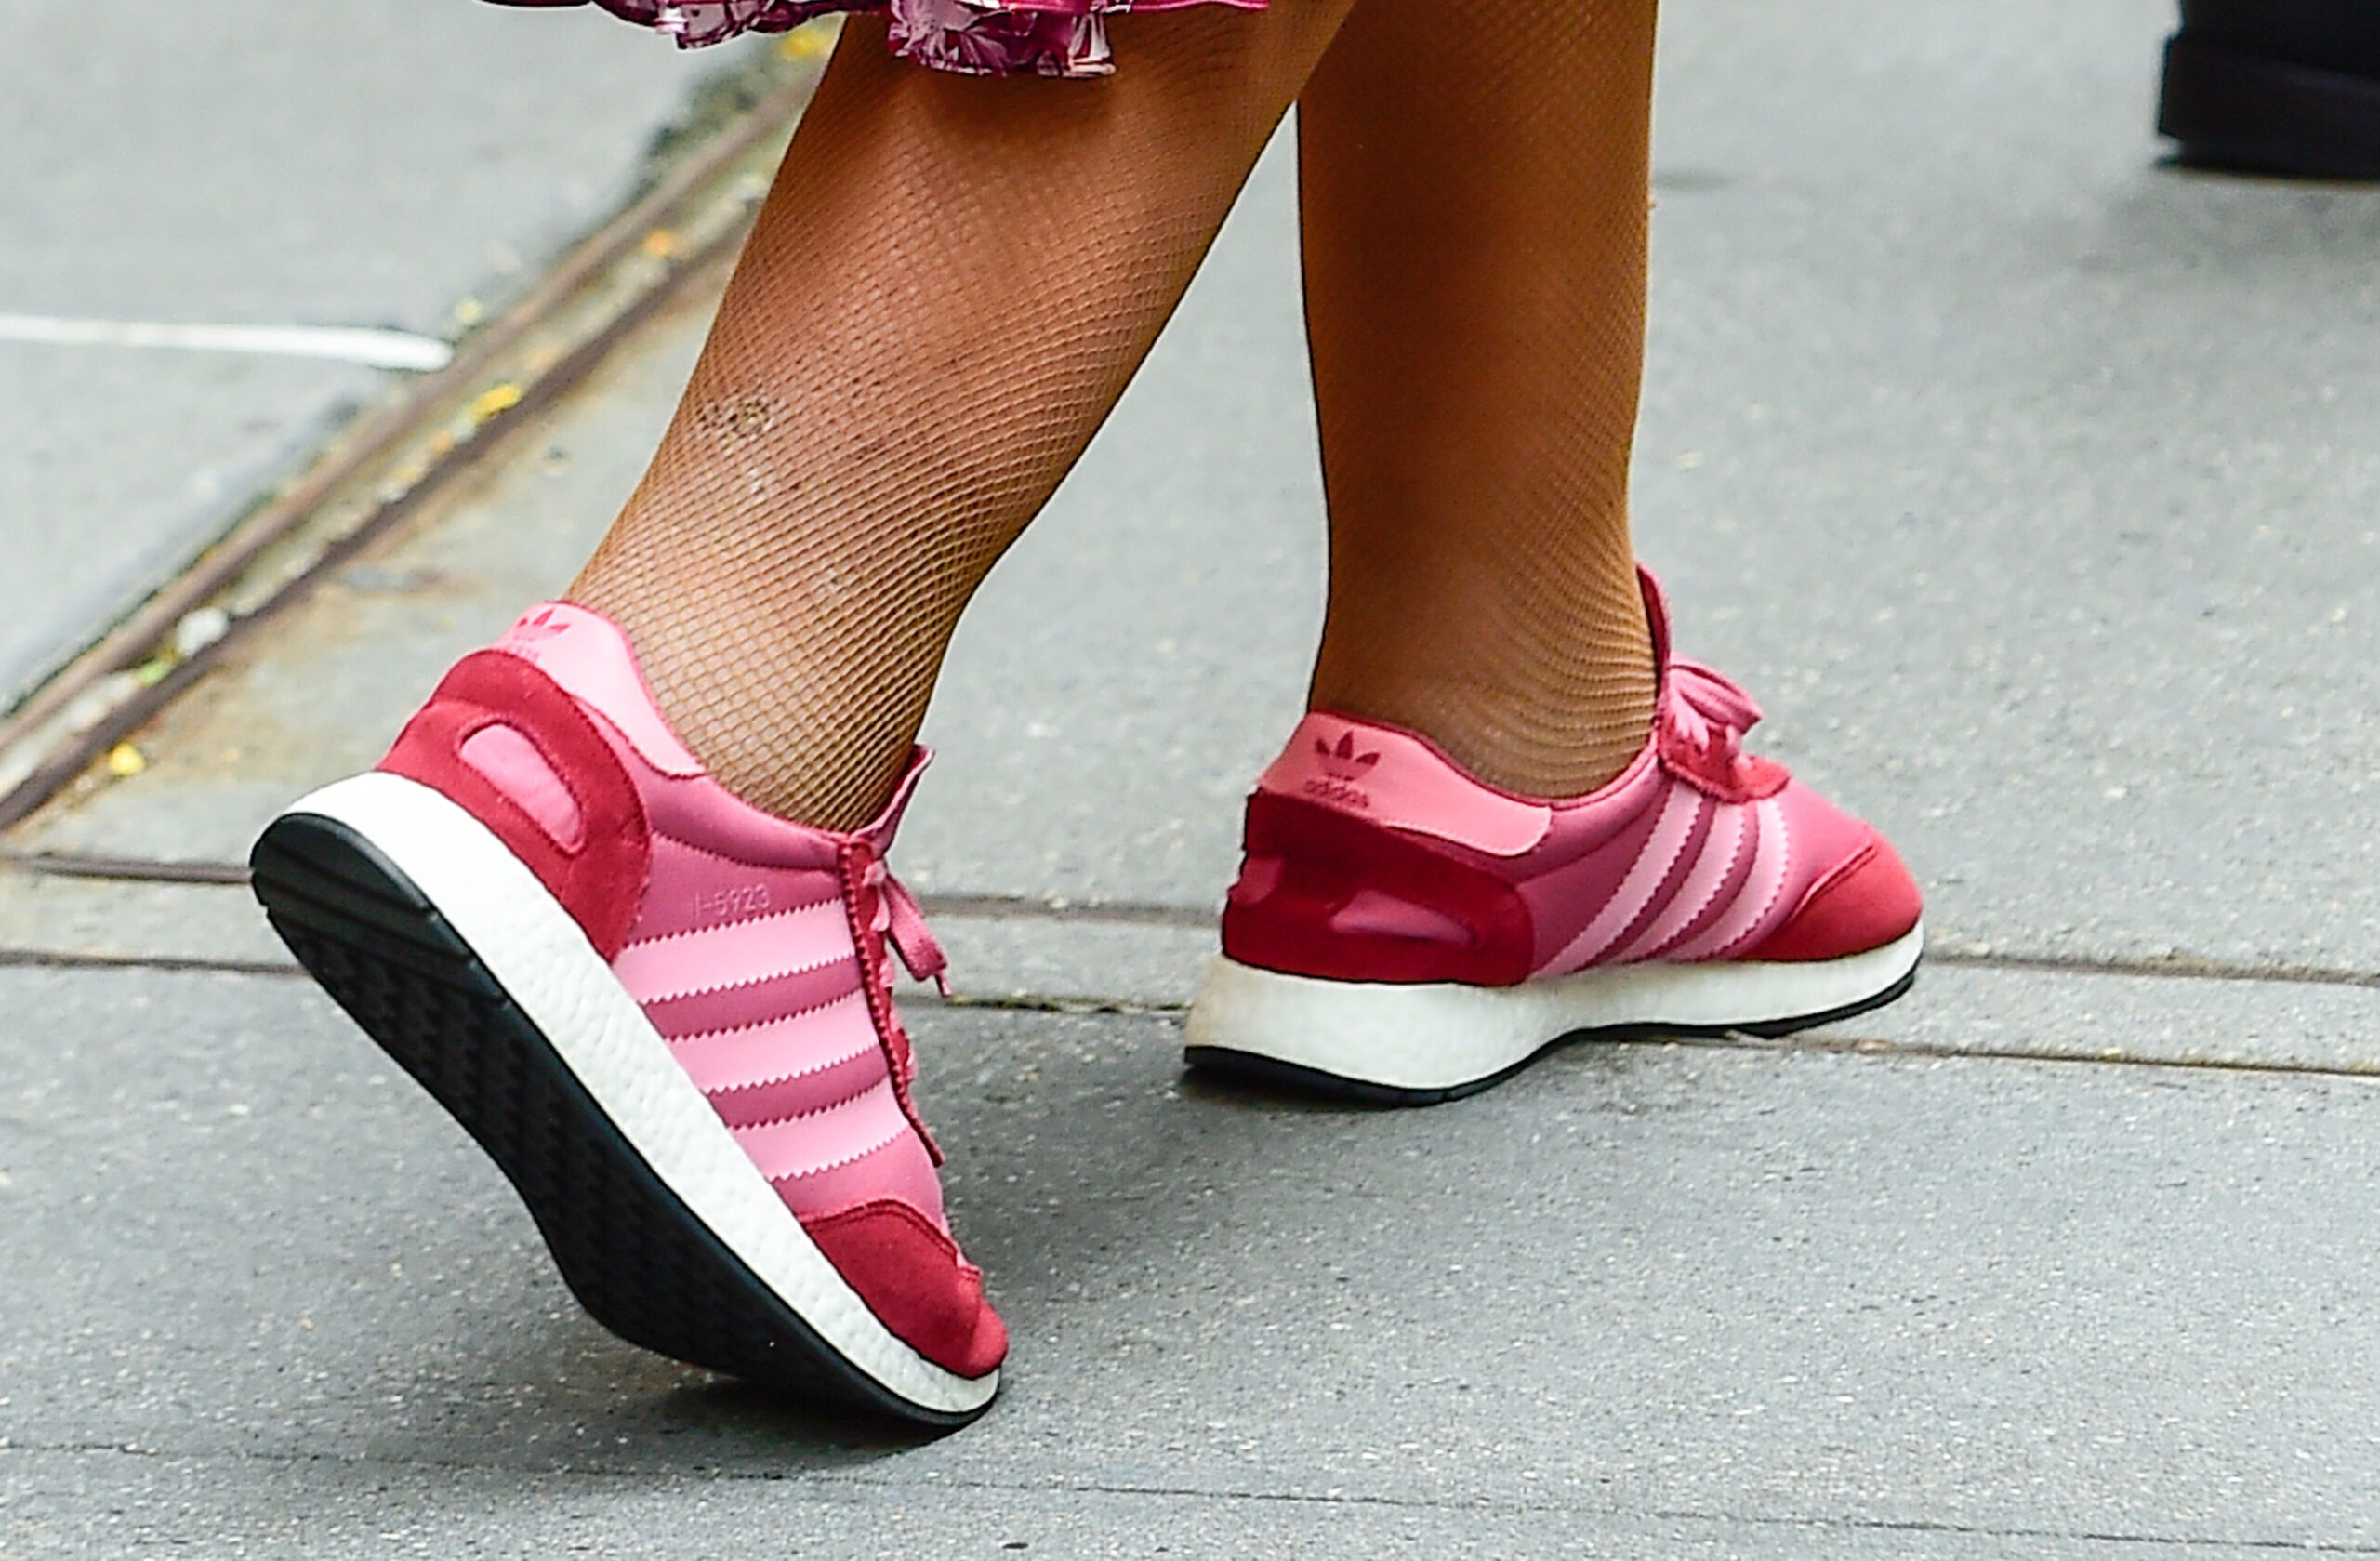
[
  {"x1": 1183, "y1": 963, "x2": 1921, "y2": 1108},
  {"x1": 249, "y1": 811, "x2": 986, "y2": 1431},
  {"x1": 2160, "y1": 36, "x2": 2380, "y2": 180}
]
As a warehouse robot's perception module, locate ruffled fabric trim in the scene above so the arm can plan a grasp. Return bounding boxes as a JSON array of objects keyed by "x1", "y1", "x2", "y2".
[{"x1": 552, "y1": 0, "x2": 1265, "y2": 78}]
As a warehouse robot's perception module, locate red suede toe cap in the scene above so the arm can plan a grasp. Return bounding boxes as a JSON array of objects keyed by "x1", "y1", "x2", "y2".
[
  {"x1": 802, "y1": 1201, "x2": 1007, "y2": 1380},
  {"x1": 1739, "y1": 833, "x2": 1923, "y2": 963}
]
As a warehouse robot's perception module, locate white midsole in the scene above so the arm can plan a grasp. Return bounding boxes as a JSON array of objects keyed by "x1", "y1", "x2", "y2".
[
  {"x1": 1183, "y1": 924, "x2": 1924, "y2": 1094},
  {"x1": 279, "y1": 772, "x2": 997, "y2": 1417}
]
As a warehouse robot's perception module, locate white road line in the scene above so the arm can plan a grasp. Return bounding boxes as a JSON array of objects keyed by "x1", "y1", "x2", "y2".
[{"x1": 0, "y1": 313, "x2": 454, "y2": 371}]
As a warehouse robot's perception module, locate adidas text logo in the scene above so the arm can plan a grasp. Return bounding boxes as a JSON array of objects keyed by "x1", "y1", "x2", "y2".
[{"x1": 1303, "y1": 777, "x2": 1373, "y2": 810}]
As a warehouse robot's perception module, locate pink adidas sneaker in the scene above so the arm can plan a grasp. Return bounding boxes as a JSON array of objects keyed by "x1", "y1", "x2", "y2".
[
  {"x1": 249, "y1": 603, "x2": 1003, "y2": 1424},
  {"x1": 1185, "y1": 568, "x2": 1924, "y2": 1103}
]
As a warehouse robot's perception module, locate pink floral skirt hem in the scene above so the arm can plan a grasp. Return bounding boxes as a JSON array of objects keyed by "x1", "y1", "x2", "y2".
[{"x1": 489, "y1": 0, "x2": 1265, "y2": 77}]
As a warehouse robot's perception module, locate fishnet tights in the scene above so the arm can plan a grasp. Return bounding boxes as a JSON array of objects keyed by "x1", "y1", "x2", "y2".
[
  {"x1": 1302, "y1": 0, "x2": 1659, "y2": 797},
  {"x1": 572, "y1": 7, "x2": 1357, "y2": 827},
  {"x1": 574, "y1": 0, "x2": 1662, "y2": 827}
]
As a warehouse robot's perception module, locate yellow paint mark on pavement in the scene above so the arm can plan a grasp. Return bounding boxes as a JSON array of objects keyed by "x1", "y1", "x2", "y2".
[{"x1": 469, "y1": 382, "x2": 524, "y2": 424}]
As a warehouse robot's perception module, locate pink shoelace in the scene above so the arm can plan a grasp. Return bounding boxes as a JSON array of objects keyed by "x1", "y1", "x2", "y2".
[
  {"x1": 862, "y1": 855, "x2": 950, "y2": 999},
  {"x1": 853, "y1": 852, "x2": 949, "y2": 1164},
  {"x1": 1659, "y1": 658, "x2": 1765, "y2": 774}
]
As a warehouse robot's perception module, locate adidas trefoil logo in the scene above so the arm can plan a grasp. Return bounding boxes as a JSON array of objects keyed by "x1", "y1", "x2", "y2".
[
  {"x1": 1304, "y1": 731, "x2": 1381, "y2": 810},
  {"x1": 514, "y1": 606, "x2": 572, "y2": 643},
  {"x1": 1316, "y1": 732, "x2": 1381, "y2": 780}
]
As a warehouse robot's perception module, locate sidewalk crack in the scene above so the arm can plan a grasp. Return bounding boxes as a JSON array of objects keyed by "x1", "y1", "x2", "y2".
[{"x1": 1, "y1": 1440, "x2": 2373, "y2": 1552}]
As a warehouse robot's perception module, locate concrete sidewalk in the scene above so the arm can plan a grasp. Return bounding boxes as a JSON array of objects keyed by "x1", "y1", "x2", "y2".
[
  {"x1": 0, "y1": 2, "x2": 747, "y2": 711},
  {"x1": 7, "y1": 0, "x2": 2380, "y2": 1554}
]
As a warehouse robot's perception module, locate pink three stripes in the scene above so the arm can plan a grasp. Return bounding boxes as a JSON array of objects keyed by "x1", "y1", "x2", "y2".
[
  {"x1": 1548, "y1": 787, "x2": 1793, "y2": 974},
  {"x1": 610, "y1": 891, "x2": 941, "y2": 1222}
]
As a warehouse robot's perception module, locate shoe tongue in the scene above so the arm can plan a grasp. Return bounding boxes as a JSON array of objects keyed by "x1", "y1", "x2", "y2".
[
  {"x1": 856, "y1": 747, "x2": 934, "y2": 852},
  {"x1": 1635, "y1": 563, "x2": 1675, "y2": 672},
  {"x1": 493, "y1": 602, "x2": 705, "y2": 776}
]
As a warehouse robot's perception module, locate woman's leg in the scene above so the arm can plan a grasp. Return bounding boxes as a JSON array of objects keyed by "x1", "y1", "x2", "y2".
[
  {"x1": 1188, "y1": 0, "x2": 1923, "y2": 1101},
  {"x1": 257, "y1": 2, "x2": 1377, "y2": 1422},
  {"x1": 1299, "y1": 0, "x2": 1661, "y2": 797},
  {"x1": 573, "y1": 5, "x2": 1356, "y2": 829}
]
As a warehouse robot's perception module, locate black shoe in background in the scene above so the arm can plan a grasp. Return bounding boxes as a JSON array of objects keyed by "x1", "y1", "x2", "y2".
[{"x1": 2159, "y1": 0, "x2": 2380, "y2": 178}]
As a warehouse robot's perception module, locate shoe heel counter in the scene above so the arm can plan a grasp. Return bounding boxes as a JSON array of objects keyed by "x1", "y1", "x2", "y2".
[
  {"x1": 1220, "y1": 794, "x2": 1536, "y2": 986},
  {"x1": 379, "y1": 649, "x2": 652, "y2": 959}
]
